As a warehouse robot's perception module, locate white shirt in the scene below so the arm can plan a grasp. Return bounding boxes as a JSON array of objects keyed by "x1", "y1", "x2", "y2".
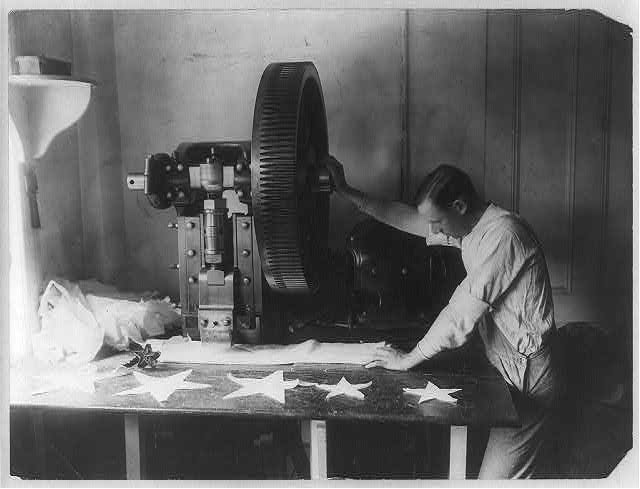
[{"x1": 418, "y1": 203, "x2": 555, "y2": 359}]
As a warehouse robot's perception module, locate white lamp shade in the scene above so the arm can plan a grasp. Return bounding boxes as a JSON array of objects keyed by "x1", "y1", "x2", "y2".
[{"x1": 9, "y1": 75, "x2": 95, "y2": 160}]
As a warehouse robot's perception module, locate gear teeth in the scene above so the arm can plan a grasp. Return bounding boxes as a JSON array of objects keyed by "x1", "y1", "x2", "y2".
[{"x1": 251, "y1": 62, "x2": 329, "y2": 294}]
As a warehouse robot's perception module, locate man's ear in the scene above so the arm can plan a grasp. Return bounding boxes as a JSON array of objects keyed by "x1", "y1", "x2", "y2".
[{"x1": 451, "y1": 198, "x2": 468, "y2": 215}]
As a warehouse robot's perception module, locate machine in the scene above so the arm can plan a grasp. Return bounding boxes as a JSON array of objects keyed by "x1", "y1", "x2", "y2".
[
  {"x1": 346, "y1": 219, "x2": 466, "y2": 333},
  {"x1": 127, "y1": 61, "x2": 464, "y2": 345},
  {"x1": 127, "y1": 62, "x2": 331, "y2": 343}
]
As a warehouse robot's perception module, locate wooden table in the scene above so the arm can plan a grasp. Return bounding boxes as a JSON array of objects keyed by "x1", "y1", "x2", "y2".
[{"x1": 11, "y1": 352, "x2": 518, "y2": 480}]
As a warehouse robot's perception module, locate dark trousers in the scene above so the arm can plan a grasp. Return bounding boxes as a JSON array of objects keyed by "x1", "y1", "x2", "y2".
[{"x1": 478, "y1": 324, "x2": 566, "y2": 479}]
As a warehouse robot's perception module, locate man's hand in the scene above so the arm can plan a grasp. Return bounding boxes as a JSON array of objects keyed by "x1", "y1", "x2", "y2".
[
  {"x1": 322, "y1": 155, "x2": 348, "y2": 193},
  {"x1": 364, "y1": 344, "x2": 425, "y2": 371}
]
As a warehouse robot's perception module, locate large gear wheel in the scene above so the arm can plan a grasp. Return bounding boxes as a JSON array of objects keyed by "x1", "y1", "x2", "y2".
[{"x1": 251, "y1": 62, "x2": 330, "y2": 294}]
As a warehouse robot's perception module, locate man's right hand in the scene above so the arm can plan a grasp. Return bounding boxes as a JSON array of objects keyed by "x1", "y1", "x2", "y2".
[
  {"x1": 322, "y1": 155, "x2": 348, "y2": 193},
  {"x1": 364, "y1": 343, "x2": 426, "y2": 371},
  {"x1": 320, "y1": 154, "x2": 428, "y2": 238}
]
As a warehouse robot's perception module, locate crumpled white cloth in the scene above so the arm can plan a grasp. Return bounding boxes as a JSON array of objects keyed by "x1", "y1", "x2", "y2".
[{"x1": 33, "y1": 278, "x2": 180, "y2": 365}]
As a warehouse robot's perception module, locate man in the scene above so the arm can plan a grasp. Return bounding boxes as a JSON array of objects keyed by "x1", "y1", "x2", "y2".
[{"x1": 324, "y1": 156, "x2": 565, "y2": 479}]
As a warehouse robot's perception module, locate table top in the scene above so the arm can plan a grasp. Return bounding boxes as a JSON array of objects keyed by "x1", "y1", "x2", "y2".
[{"x1": 11, "y1": 351, "x2": 519, "y2": 428}]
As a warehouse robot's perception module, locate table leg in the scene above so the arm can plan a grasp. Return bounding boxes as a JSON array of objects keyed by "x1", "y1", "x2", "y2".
[
  {"x1": 449, "y1": 425, "x2": 467, "y2": 479},
  {"x1": 308, "y1": 420, "x2": 327, "y2": 479},
  {"x1": 124, "y1": 414, "x2": 144, "y2": 479},
  {"x1": 32, "y1": 410, "x2": 46, "y2": 478},
  {"x1": 281, "y1": 421, "x2": 310, "y2": 478}
]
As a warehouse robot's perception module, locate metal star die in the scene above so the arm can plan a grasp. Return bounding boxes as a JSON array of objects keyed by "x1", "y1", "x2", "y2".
[
  {"x1": 314, "y1": 377, "x2": 372, "y2": 400},
  {"x1": 223, "y1": 370, "x2": 299, "y2": 404},
  {"x1": 124, "y1": 340, "x2": 161, "y2": 369},
  {"x1": 403, "y1": 381, "x2": 461, "y2": 404},
  {"x1": 115, "y1": 369, "x2": 210, "y2": 403}
]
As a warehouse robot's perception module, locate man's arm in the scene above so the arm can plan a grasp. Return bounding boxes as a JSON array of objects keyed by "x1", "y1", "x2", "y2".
[
  {"x1": 364, "y1": 286, "x2": 487, "y2": 370},
  {"x1": 367, "y1": 225, "x2": 533, "y2": 370},
  {"x1": 324, "y1": 156, "x2": 427, "y2": 238}
]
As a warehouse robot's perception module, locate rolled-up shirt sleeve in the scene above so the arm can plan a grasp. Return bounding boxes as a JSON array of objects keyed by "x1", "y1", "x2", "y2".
[{"x1": 417, "y1": 227, "x2": 532, "y2": 360}]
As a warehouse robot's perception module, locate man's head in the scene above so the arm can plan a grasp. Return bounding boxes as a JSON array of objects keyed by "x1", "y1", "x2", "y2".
[{"x1": 414, "y1": 164, "x2": 482, "y2": 239}]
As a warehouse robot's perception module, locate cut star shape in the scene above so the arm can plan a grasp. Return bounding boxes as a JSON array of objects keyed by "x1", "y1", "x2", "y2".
[
  {"x1": 32, "y1": 365, "x2": 99, "y2": 395},
  {"x1": 31, "y1": 364, "x2": 126, "y2": 396},
  {"x1": 403, "y1": 381, "x2": 461, "y2": 404},
  {"x1": 223, "y1": 370, "x2": 299, "y2": 404},
  {"x1": 313, "y1": 377, "x2": 372, "y2": 400},
  {"x1": 114, "y1": 369, "x2": 210, "y2": 403}
]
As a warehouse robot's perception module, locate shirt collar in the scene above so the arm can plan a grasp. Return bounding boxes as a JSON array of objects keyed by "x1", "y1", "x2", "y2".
[{"x1": 462, "y1": 202, "x2": 508, "y2": 244}]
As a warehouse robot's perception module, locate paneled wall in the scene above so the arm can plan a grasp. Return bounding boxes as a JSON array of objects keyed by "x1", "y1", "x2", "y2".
[
  {"x1": 407, "y1": 11, "x2": 487, "y2": 200},
  {"x1": 71, "y1": 11, "x2": 127, "y2": 285},
  {"x1": 8, "y1": 10, "x2": 633, "y2": 342},
  {"x1": 406, "y1": 10, "x2": 632, "y2": 330}
]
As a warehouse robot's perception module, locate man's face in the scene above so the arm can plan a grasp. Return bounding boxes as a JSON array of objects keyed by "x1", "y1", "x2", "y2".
[{"x1": 417, "y1": 198, "x2": 468, "y2": 239}]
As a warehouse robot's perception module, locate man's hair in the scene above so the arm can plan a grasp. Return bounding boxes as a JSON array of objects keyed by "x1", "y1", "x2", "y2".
[{"x1": 413, "y1": 164, "x2": 477, "y2": 209}]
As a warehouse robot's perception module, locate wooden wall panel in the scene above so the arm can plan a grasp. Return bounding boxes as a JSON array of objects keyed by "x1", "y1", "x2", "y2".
[
  {"x1": 483, "y1": 11, "x2": 632, "y2": 328},
  {"x1": 72, "y1": 11, "x2": 127, "y2": 286},
  {"x1": 407, "y1": 10, "x2": 487, "y2": 202},
  {"x1": 571, "y1": 12, "x2": 609, "y2": 294},
  {"x1": 517, "y1": 11, "x2": 576, "y2": 290},
  {"x1": 604, "y1": 19, "x2": 633, "y2": 341},
  {"x1": 484, "y1": 12, "x2": 517, "y2": 210}
]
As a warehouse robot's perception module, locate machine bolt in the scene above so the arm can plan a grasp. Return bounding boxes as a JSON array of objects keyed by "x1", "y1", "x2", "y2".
[
  {"x1": 177, "y1": 191, "x2": 185, "y2": 199},
  {"x1": 241, "y1": 221, "x2": 250, "y2": 230},
  {"x1": 165, "y1": 165, "x2": 172, "y2": 172},
  {"x1": 205, "y1": 157, "x2": 211, "y2": 164},
  {"x1": 187, "y1": 249, "x2": 196, "y2": 257},
  {"x1": 177, "y1": 163, "x2": 184, "y2": 171},
  {"x1": 236, "y1": 189, "x2": 245, "y2": 198},
  {"x1": 242, "y1": 249, "x2": 250, "y2": 257},
  {"x1": 200, "y1": 319, "x2": 208, "y2": 327},
  {"x1": 169, "y1": 264, "x2": 179, "y2": 270},
  {"x1": 223, "y1": 317, "x2": 232, "y2": 326},
  {"x1": 188, "y1": 276, "x2": 197, "y2": 284},
  {"x1": 166, "y1": 192, "x2": 173, "y2": 199},
  {"x1": 242, "y1": 277, "x2": 251, "y2": 285},
  {"x1": 168, "y1": 222, "x2": 178, "y2": 229},
  {"x1": 186, "y1": 221, "x2": 195, "y2": 229},
  {"x1": 235, "y1": 162, "x2": 244, "y2": 173}
]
